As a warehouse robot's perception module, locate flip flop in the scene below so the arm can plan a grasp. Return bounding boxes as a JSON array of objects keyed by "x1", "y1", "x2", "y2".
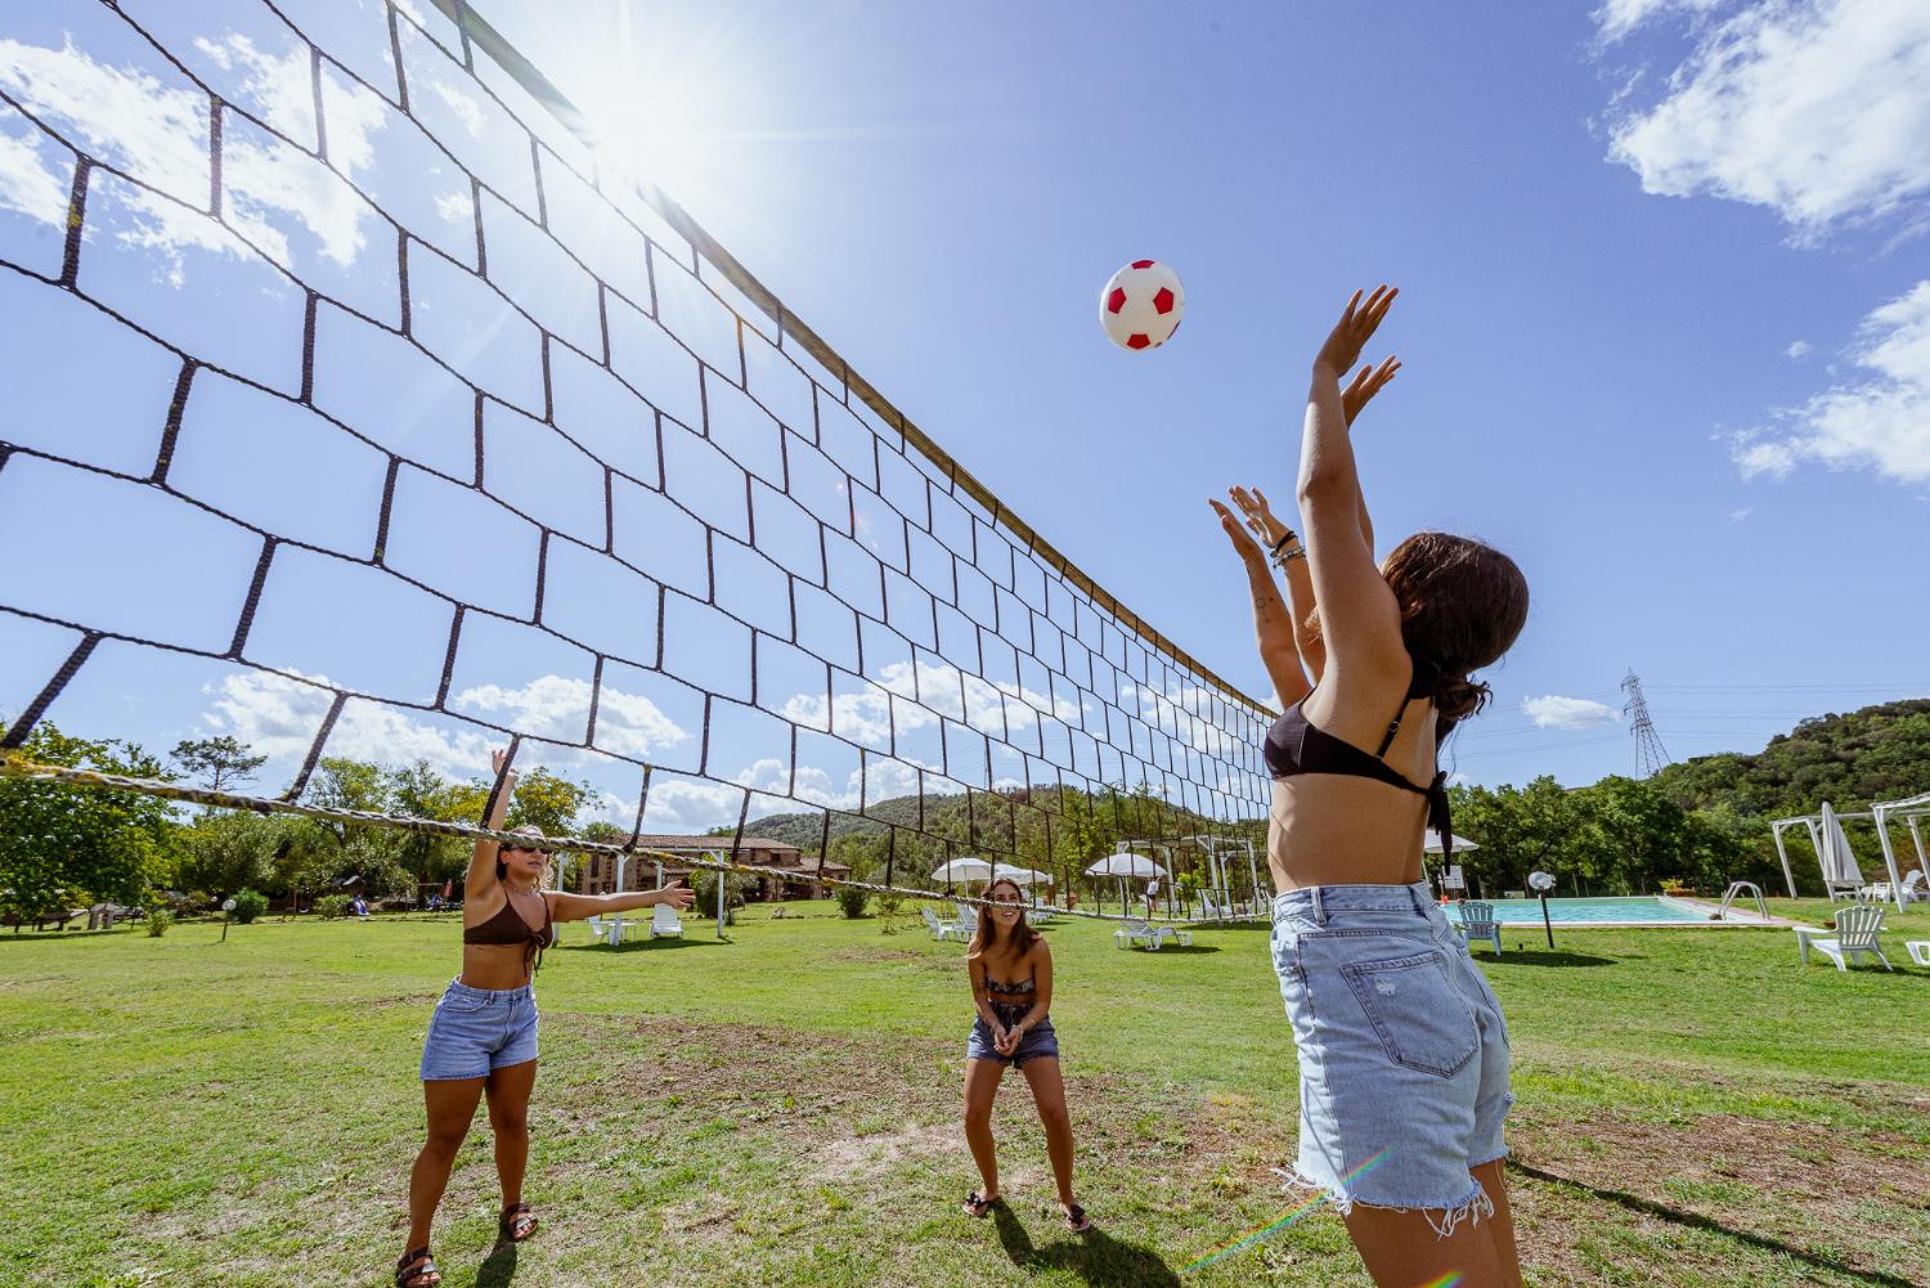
[
  {"x1": 1062, "y1": 1201, "x2": 1092, "y2": 1234},
  {"x1": 394, "y1": 1247, "x2": 441, "y2": 1287},
  {"x1": 499, "y1": 1202, "x2": 539, "y2": 1243},
  {"x1": 962, "y1": 1189, "x2": 1003, "y2": 1218}
]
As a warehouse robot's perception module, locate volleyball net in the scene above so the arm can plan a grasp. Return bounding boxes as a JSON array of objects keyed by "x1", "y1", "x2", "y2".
[{"x1": 0, "y1": 0, "x2": 1270, "y2": 920}]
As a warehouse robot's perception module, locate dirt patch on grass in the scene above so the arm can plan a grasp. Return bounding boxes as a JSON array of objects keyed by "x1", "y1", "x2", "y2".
[{"x1": 1508, "y1": 1109, "x2": 1928, "y2": 1284}]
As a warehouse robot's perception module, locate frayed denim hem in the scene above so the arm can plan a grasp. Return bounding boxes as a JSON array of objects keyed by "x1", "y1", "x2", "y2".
[{"x1": 1272, "y1": 1167, "x2": 1496, "y2": 1239}]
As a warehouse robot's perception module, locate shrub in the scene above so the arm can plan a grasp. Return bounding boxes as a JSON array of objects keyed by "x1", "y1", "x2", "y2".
[
  {"x1": 315, "y1": 894, "x2": 352, "y2": 921},
  {"x1": 875, "y1": 890, "x2": 903, "y2": 936},
  {"x1": 144, "y1": 909, "x2": 172, "y2": 938},
  {"x1": 835, "y1": 884, "x2": 870, "y2": 919},
  {"x1": 691, "y1": 871, "x2": 754, "y2": 925},
  {"x1": 228, "y1": 889, "x2": 268, "y2": 924}
]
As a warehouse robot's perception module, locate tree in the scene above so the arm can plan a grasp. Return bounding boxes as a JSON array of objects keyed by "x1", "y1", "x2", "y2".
[
  {"x1": 177, "y1": 810, "x2": 282, "y2": 898},
  {"x1": 1449, "y1": 776, "x2": 1582, "y2": 896},
  {"x1": 0, "y1": 724, "x2": 181, "y2": 923},
  {"x1": 171, "y1": 735, "x2": 268, "y2": 796},
  {"x1": 505, "y1": 767, "x2": 592, "y2": 837},
  {"x1": 300, "y1": 758, "x2": 408, "y2": 896},
  {"x1": 387, "y1": 760, "x2": 488, "y2": 893}
]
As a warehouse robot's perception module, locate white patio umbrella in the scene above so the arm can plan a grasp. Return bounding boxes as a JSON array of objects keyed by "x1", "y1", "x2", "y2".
[
  {"x1": 1423, "y1": 830, "x2": 1480, "y2": 854},
  {"x1": 1084, "y1": 848, "x2": 1170, "y2": 916},
  {"x1": 990, "y1": 863, "x2": 1050, "y2": 886},
  {"x1": 931, "y1": 856, "x2": 995, "y2": 887},
  {"x1": 1818, "y1": 802, "x2": 1865, "y2": 890}
]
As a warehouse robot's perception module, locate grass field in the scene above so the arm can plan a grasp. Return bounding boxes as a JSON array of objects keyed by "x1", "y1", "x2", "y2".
[{"x1": 3, "y1": 899, "x2": 1926, "y2": 1287}]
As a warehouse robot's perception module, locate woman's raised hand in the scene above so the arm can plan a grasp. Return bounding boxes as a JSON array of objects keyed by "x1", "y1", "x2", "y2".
[
  {"x1": 1341, "y1": 356, "x2": 1401, "y2": 426},
  {"x1": 490, "y1": 747, "x2": 517, "y2": 780},
  {"x1": 1208, "y1": 499, "x2": 1266, "y2": 565},
  {"x1": 1314, "y1": 285, "x2": 1397, "y2": 378},
  {"x1": 1229, "y1": 485, "x2": 1292, "y2": 548}
]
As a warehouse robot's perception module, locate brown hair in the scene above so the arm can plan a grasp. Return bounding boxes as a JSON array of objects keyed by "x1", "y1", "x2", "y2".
[
  {"x1": 965, "y1": 877, "x2": 1041, "y2": 960},
  {"x1": 1380, "y1": 532, "x2": 1529, "y2": 722}
]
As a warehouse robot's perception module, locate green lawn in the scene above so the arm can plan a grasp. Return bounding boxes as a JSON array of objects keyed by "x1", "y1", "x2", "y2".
[{"x1": 2, "y1": 900, "x2": 1925, "y2": 1286}]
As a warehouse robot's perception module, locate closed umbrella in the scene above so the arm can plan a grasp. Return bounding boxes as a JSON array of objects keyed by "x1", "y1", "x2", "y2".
[{"x1": 1818, "y1": 802, "x2": 1865, "y2": 890}]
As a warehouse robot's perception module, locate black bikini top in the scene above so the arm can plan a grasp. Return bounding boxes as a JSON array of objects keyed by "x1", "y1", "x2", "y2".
[
  {"x1": 1263, "y1": 661, "x2": 1458, "y2": 860},
  {"x1": 463, "y1": 890, "x2": 553, "y2": 976}
]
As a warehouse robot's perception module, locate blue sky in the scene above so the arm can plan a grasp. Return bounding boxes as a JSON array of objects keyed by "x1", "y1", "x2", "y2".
[{"x1": 2, "y1": 0, "x2": 1926, "y2": 834}]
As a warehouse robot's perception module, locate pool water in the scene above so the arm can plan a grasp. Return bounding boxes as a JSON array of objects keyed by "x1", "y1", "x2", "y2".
[{"x1": 1445, "y1": 896, "x2": 1713, "y2": 925}]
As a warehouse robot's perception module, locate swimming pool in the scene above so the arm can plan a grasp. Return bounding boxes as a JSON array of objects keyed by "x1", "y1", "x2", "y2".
[{"x1": 1444, "y1": 896, "x2": 1733, "y2": 926}]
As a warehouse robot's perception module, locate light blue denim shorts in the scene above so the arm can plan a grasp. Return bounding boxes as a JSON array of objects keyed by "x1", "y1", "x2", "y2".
[
  {"x1": 1271, "y1": 882, "x2": 1512, "y2": 1224},
  {"x1": 967, "y1": 1003, "x2": 1060, "y2": 1066},
  {"x1": 419, "y1": 978, "x2": 539, "y2": 1081}
]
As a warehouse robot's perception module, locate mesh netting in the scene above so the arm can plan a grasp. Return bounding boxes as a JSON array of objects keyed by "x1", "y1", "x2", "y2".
[{"x1": 0, "y1": 0, "x2": 1270, "y2": 917}]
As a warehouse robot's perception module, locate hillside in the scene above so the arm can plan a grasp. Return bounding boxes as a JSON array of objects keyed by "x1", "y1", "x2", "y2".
[{"x1": 1651, "y1": 698, "x2": 1930, "y2": 819}]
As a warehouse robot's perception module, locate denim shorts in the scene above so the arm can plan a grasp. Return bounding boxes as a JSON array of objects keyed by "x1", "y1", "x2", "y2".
[
  {"x1": 419, "y1": 978, "x2": 539, "y2": 1080},
  {"x1": 967, "y1": 1004, "x2": 1060, "y2": 1066},
  {"x1": 1271, "y1": 882, "x2": 1511, "y2": 1223}
]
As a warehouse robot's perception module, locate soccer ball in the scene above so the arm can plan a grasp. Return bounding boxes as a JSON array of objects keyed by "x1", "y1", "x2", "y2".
[{"x1": 1099, "y1": 259, "x2": 1185, "y2": 350}]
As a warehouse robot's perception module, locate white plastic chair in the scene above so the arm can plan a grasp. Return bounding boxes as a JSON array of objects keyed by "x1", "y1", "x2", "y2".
[
  {"x1": 1456, "y1": 902, "x2": 1504, "y2": 955},
  {"x1": 649, "y1": 902, "x2": 684, "y2": 939},
  {"x1": 1154, "y1": 925, "x2": 1194, "y2": 948},
  {"x1": 586, "y1": 914, "x2": 606, "y2": 945},
  {"x1": 1905, "y1": 940, "x2": 1930, "y2": 968},
  {"x1": 921, "y1": 907, "x2": 960, "y2": 941},
  {"x1": 1113, "y1": 918, "x2": 1162, "y2": 950},
  {"x1": 1794, "y1": 905, "x2": 1891, "y2": 971}
]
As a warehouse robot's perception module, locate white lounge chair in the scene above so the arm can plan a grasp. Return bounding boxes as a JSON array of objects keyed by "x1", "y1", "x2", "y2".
[
  {"x1": 922, "y1": 907, "x2": 961, "y2": 941},
  {"x1": 1154, "y1": 924, "x2": 1194, "y2": 948},
  {"x1": 1794, "y1": 905, "x2": 1892, "y2": 971},
  {"x1": 1028, "y1": 905, "x2": 1056, "y2": 926},
  {"x1": 1455, "y1": 902, "x2": 1503, "y2": 955},
  {"x1": 649, "y1": 902, "x2": 684, "y2": 940},
  {"x1": 586, "y1": 914, "x2": 607, "y2": 945},
  {"x1": 1859, "y1": 871, "x2": 1928, "y2": 904},
  {"x1": 1906, "y1": 940, "x2": 1930, "y2": 968},
  {"x1": 1114, "y1": 918, "x2": 1162, "y2": 950},
  {"x1": 954, "y1": 907, "x2": 979, "y2": 937}
]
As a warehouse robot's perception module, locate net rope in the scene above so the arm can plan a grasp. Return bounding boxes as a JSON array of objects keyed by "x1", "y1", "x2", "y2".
[{"x1": 0, "y1": 0, "x2": 1271, "y2": 922}]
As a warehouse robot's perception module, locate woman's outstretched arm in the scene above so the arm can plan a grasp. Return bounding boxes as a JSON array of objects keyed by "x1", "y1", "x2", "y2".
[
  {"x1": 1297, "y1": 287, "x2": 1408, "y2": 686},
  {"x1": 1209, "y1": 498, "x2": 1311, "y2": 710},
  {"x1": 546, "y1": 881, "x2": 695, "y2": 924},
  {"x1": 464, "y1": 748, "x2": 517, "y2": 902}
]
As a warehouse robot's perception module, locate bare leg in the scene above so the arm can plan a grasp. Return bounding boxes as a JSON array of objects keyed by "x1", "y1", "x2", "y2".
[
  {"x1": 484, "y1": 1058, "x2": 537, "y2": 1221},
  {"x1": 1472, "y1": 1159, "x2": 1523, "y2": 1288},
  {"x1": 1019, "y1": 1057, "x2": 1078, "y2": 1207},
  {"x1": 1342, "y1": 1198, "x2": 1507, "y2": 1288},
  {"x1": 962, "y1": 1058, "x2": 1007, "y2": 1202},
  {"x1": 407, "y1": 1076, "x2": 485, "y2": 1254}
]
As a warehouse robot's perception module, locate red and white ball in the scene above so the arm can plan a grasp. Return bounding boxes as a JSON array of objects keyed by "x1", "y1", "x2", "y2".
[{"x1": 1099, "y1": 259, "x2": 1185, "y2": 350}]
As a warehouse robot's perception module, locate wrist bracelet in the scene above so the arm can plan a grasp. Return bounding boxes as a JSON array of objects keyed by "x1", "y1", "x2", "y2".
[
  {"x1": 1270, "y1": 545, "x2": 1308, "y2": 568},
  {"x1": 1269, "y1": 530, "x2": 1298, "y2": 553}
]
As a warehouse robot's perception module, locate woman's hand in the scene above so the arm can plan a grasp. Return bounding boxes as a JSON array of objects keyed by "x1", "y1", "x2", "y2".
[
  {"x1": 996, "y1": 1023, "x2": 1024, "y2": 1056},
  {"x1": 653, "y1": 881, "x2": 696, "y2": 910},
  {"x1": 1229, "y1": 485, "x2": 1292, "y2": 548},
  {"x1": 1209, "y1": 499, "x2": 1267, "y2": 566},
  {"x1": 1314, "y1": 285, "x2": 1397, "y2": 378},
  {"x1": 1341, "y1": 356, "x2": 1401, "y2": 426},
  {"x1": 490, "y1": 747, "x2": 518, "y2": 782}
]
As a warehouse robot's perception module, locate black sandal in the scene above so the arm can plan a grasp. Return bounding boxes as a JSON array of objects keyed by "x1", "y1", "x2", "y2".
[
  {"x1": 1062, "y1": 1201, "x2": 1092, "y2": 1234},
  {"x1": 962, "y1": 1189, "x2": 1002, "y2": 1218},
  {"x1": 394, "y1": 1247, "x2": 441, "y2": 1287},
  {"x1": 499, "y1": 1201, "x2": 539, "y2": 1243}
]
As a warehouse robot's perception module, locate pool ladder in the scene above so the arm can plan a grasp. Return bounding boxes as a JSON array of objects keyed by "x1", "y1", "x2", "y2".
[{"x1": 1715, "y1": 881, "x2": 1767, "y2": 922}]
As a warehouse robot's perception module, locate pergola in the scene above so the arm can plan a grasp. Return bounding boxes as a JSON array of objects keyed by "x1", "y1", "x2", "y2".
[{"x1": 1770, "y1": 792, "x2": 1930, "y2": 911}]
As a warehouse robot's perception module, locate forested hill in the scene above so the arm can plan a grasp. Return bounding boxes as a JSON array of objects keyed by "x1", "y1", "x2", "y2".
[{"x1": 1651, "y1": 699, "x2": 1930, "y2": 818}]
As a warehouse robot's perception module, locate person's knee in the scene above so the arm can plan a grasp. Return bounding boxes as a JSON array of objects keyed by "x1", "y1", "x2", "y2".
[
  {"x1": 963, "y1": 1100, "x2": 994, "y2": 1132},
  {"x1": 1037, "y1": 1101, "x2": 1071, "y2": 1134},
  {"x1": 489, "y1": 1105, "x2": 530, "y2": 1137},
  {"x1": 424, "y1": 1121, "x2": 470, "y2": 1156}
]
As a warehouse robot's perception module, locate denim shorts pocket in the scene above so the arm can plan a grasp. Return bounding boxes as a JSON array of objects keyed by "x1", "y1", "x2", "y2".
[{"x1": 1340, "y1": 950, "x2": 1479, "y2": 1078}]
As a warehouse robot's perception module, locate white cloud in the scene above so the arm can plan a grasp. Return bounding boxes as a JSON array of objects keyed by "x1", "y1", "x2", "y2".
[
  {"x1": 1726, "y1": 506, "x2": 1754, "y2": 521},
  {"x1": 1786, "y1": 339, "x2": 1812, "y2": 359},
  {"x1": 1521, "y1": 695, "x2": 1622, "y2": 730},
  {"x1": 0, "y1": 34, "x2": 384, "y2": 283},
  {"x1": 203, "y1": 669, "x2": 495, "y2": 782},
  {"x1": 0, "y1": 106, "x2": 70, "y2": 225},
  {"x1": 1594, "y1": 0, "x2": 1730, "y2": 43},
  {"x1": 1603, "y1": 0, "x2": 1930, "y2": 239},
  {"x1": 1734, "y1": 278, "x2": 1930, "y2": 485}
]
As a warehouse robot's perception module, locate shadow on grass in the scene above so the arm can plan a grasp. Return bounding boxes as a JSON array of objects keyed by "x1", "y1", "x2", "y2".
[
  {"x1": 475, "y1": 1237, "x2": 518, "y2": 1286},
  {"x1": 1509, "y1": 1161, "x2": 1917, "y2": 1288},
  {"x1": 554, "y1": 935, "x2": 730, "y2": 955},
  {"x1": 991, "y1": 1204, "x2": 1179, "y2": 1287},
  {"x1": 1474, "y1": 949, "x2": 1617, "y2": 968}
]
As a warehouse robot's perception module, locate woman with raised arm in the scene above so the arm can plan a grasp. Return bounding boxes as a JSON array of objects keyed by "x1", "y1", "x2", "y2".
[
  {"x1": 959, "y1": 877, "x2": 1089, "y2": 1234},
  {"x1": 1214, "y1": 289, "x2": 1528, "y2": 1287},
  {"x1": 394, "y1": 749, "x2": 697, "y2": 1288}
]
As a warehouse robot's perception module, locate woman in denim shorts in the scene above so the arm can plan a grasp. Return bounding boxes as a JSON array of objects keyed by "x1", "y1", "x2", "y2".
[
  {"x1": 394, "y1": 750, "x2": 697, "y2": 1288},
  {"x1": 959, "y1": 877, "x2": 1089, "y2": 1233},
  {"x1": 1210, "y1": 287, "x2": 1530, "y2": 1285}
]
